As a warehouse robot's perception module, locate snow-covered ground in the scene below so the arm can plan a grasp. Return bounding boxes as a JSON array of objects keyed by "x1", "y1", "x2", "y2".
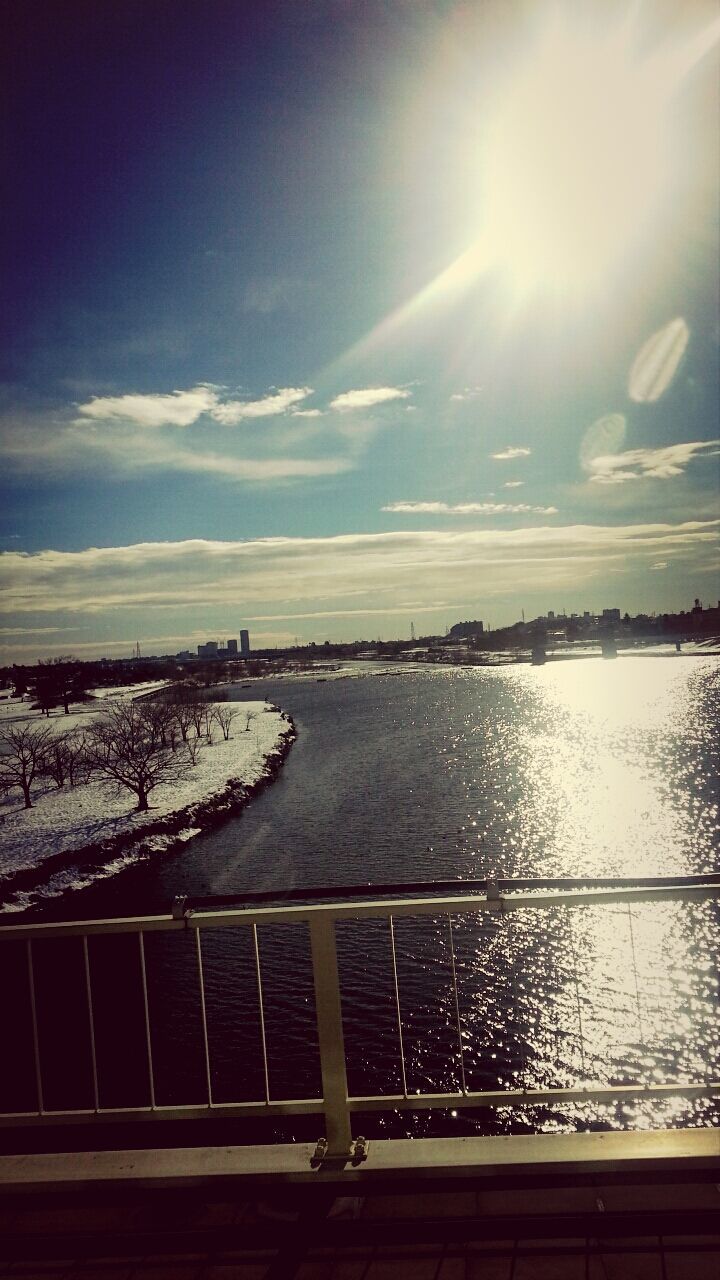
[
  {"x1": 0, "y1": 680, "x2": 171, "y2": 725},
  {"x1": 0, "y1": 693, "x2": 292, "y2": 910}
]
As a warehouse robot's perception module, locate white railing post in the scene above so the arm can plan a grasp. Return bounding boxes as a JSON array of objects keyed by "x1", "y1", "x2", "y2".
[{"x1": 309, "y1": 915, "x2": 353, "y2": 1158}]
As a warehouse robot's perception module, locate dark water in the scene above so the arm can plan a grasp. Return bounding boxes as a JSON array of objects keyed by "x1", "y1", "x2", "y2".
[{"x1": 2, "y1": 659, "x2": 719, "y2": 1138}]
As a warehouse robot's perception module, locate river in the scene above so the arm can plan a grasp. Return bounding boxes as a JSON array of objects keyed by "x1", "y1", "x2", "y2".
[{"x1": 2, "y1": 657, "x2": 718, "y2": 1138}]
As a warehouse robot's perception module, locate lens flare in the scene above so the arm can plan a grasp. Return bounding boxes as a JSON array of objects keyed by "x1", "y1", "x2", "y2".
[{"x1": 628, "y1": 317, "x2": 690, "y2": 402}]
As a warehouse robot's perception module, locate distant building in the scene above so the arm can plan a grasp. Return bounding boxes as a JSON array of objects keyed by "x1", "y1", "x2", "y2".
[
  {"x1": 602, "y1": 608, "x2": 621, "y2": 623},
  {"x1": 226, "y1": 638, "x2": 238, "y2": 655},
  {"x1": 240, "y1": 629, "x2": 250, "y2": 656},
  {"x1": 197, "y1": 641, "x2": 219, "y2": 659},
  {"x1": 449, "y1": 620, "x2": 484, "y2": 640}
]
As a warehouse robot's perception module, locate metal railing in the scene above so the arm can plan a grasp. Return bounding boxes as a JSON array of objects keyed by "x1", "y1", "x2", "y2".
[{"x1": 0, "y1": 877, "x2": 718, "y2": 1161}]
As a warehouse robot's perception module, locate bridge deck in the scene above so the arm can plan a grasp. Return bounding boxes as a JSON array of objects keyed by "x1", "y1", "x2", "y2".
[{"x1": 1, "y1": 1130, "x2": 719, "y2": 1278}]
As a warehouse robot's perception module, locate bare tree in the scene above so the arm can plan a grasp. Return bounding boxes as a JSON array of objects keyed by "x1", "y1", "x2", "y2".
[
  {"x1": 35, "y1": 656, "x2": 88, "y2": 715},
  {"x1": 186, "y1": 695, "x2": 213, "y2": 739},
  {"x1": 159, "y1": 685, "x2": 203, "y2": 742},
  {"x1": 243, "y1": 709, "x2": 257, "y2": 732},
  {"x1": 66, "y1": 730, "x2": 94, "y2": 786},
  {"x1": 42, "y1": 730, "x2": 75, "y2": 789},
  {"x1": 0, "y1": 723, "x2": 54, "y2": 808},
  {"x1": 170, "y1": 698, "x2": 195, "y2": 743},
  {"x1": 87, "y1": 702, "x2": 193, "y2": 812},
  {"x1": 142, "y1": 699, "x2": 178, "y2": 749},
  {"x1": 201, "y1": 704, "x2": 215, "y2": 742},
  {"x1": 212, "y1": 705, "x2": 239, "y2": 741},
  {"x1": 184, "y1": 731, "x2": 206, "y2": 765},
  {"x1": 42, "y1": 728, "x2": 91, "y2": 789}
]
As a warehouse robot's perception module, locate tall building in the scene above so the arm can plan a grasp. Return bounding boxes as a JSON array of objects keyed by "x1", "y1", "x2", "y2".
[
  {"x1": 240, "y1": 629, "x2": 250, "y2": 656},
  {"x1": 197, "y1": 640, "x2": 219, "y2": 658},
  {"x1": 226, "y1": 638, "x2": 238, "y2": 655}
]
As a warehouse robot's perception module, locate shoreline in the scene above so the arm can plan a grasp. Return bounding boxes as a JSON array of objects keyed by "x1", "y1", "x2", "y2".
[{"x1": 0, "y1": 701, "x2": 296, "y2": 914}]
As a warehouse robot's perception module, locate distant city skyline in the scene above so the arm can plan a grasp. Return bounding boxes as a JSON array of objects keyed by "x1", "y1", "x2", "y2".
[
  {"x1": 1, "y1": 3, "x2": 718, "y2": 665},
  {"x1": 2, "y1": 596, "x2": 717, "y2": 668}
]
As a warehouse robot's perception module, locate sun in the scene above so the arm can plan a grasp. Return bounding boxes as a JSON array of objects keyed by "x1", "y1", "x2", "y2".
[
  {"x1": 324, "y1": 7, "x2": 719, "y2": 375},
  {"x1": 479, "y1": 15, "x2": 677, "y2": 300}
]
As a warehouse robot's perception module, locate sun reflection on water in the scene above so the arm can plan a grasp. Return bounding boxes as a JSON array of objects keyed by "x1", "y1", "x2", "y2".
[{"x1": 426, "y1": 656, "x2": 719, "y2": 1132}]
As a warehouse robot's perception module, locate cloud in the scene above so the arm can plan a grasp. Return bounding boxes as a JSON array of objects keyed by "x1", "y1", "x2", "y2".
[
  {"x1": 3, "y1": 521, "x2": 715, "y2": 618},
  {"x1": 0, "y1": 408, "x2": 351, "y2": 485},
  {"x1": 449, "y1": 387, "x2": 483, "y2": 402},
  {"x1": 210, "y1": 387, "x2": 312, "y2": 424},
  {"x1": 587, "y1": 440, "x2": 719, "y2": 485},
  {"x1": 78, "y1": 386, "x2": 217, "y2": 428},
  {"x1": 329, "y1": 387, "x2": 410, "y2": 411},
  {"x1": 503, "y1": 481, "x2": 525, "y2": 489},
  {"x1": 76, "y1": 385, "x2": 315, "y2": 428},
  {"x1": 628, "y1": 317, "x2": 689, "y2": 403},
  {"x1": 382, "y1": 501, "x2": 558, "y2": 515},
  {"x1": 491, "y1": 447, "x2": 531, "y2": 460},
  {"x1": 291, "y1": 408, "x2": 324, "y2": 418},
  {"x1": 0, "y1": 625, "x2": 78, "y2": 636}
]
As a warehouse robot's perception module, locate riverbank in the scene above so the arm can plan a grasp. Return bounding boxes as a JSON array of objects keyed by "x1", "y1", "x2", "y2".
[{"x1": 0, "y1": 696, "x2": 295, "y2": 913}]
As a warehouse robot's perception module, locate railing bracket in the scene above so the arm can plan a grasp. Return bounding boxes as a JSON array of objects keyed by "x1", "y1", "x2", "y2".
[
  {"x1": 310, "y1": 1135, "x2": 369, "y2": 1167},
  {"x1": 352, "y1": 1135, "x2": 369, "y2": 1163},
  {"x1": 172, "y1": 895, "x2": 188, "y2": 921},
  {"x1": 486, "y1": 880, "x2": 503, "y2": 912}
]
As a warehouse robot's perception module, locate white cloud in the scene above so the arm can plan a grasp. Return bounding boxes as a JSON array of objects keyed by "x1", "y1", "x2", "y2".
[
  {"x1": 449, "y1": 387, "x2": 483, "y2": 402},
  {"x1": 3, "y1": 521, "x2": 715, "y2": 618},
  {"x1": 211, "y1": 387, "x2": 312, "y2": 423},
  {"x1": 383, "y1": 501, "x2": 558, "y2": 515},
  {"x1": 0, "y1": 412, "x2": 351, "y2": 485},
  {"x1": 0, "y1": 625, "x2": 77, "y2": 636},
  {"x1": 78, "y1": 386, "x2": 217, "y2": 428},
  {"x1": 329, "y1": 387, "x2": 410, "y2": 411},
  {"x1": 89, "y1": 432, "x2": 351, "y2": 482},
  {"x1": 291, "y1": 408, "x2": 324, "y2": 418},
  {"x1": 76, "y1": 384, "x2": 315, "y2": 428},
  {"x1": 491, "y1": 446, "x2": 532, "y2": 460},
  {"x1": 588, "y1": 440, "x2": 719, "y2": 485},
  {"x1": 503, "y1": 480, "x2": 525, "y2": 489}
]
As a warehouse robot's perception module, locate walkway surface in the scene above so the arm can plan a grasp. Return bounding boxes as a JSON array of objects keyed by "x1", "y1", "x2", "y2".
[{"x1": 2, "y1": 1177, "x2": 719, "y2": 1278}]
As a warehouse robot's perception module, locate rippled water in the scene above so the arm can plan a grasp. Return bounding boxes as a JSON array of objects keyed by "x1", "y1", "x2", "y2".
[{"x1": 2, "y1": 658, "x2": 718, "y2": 1136}]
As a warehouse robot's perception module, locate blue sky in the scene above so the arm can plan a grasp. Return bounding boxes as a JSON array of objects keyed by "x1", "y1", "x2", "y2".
[{"x1": 1, "y1": 0, "x2": 718, "y2": 660}]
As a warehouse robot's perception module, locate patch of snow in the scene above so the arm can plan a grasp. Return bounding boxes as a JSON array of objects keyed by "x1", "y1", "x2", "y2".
[
  {"x1": 86, "y1": 681, "x2": 172, "y2": 700},
  {"x1": 0, "y1": 702, "x2": 289, "y2": 892}
]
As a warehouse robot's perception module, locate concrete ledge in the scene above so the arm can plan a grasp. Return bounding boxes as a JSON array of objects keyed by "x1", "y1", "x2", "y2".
[{"x1": 0, "y1": 1128, "x2": 718, "y2": 1196}]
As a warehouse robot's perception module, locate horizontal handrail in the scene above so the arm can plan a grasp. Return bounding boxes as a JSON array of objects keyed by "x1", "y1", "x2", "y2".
[
  {"x1": 159, "y1": 871, "x2": 720, "y2": 911},
  {"x1": 1, "y1": 876, "x2": 718, "y2": 940}
]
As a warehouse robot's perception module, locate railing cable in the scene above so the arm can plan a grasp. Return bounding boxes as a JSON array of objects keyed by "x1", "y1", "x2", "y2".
[
  {"x1": 627, "y1": 904, "x2": 646, "y2": 1048},
  {"x1": 252, "y1": 924, "x2": 271, "y2": 1105},
  {"x1": 195, "y1": 930, "x2": 214, "y2": 1107},
  {"x1": 447, "y1": 916, "x2": 467, "y2": 1095},
  {"x1": 389, "y1": 915, "x2": 408, "y2": 1097},
  {"x1": 26, "y1": 940, "x2": 44, "y2": 1115},
  {"x1": 567, "y1": 909, "x2": 588, "y2": 1082},
  {"x1": 137, "y1": 932, "x2": 156, "y2": 1109},
  {"x1": 82, "y1": 937, "x2": 100, "y2": 1112},
  {"x1": 509, "y1": 915, "x2": 529, "y2": 1091}
]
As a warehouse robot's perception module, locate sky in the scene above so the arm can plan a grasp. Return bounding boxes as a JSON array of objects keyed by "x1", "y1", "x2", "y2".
[{"x1": 1, "y1": 0, "x2": 718, "y2": 662}]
